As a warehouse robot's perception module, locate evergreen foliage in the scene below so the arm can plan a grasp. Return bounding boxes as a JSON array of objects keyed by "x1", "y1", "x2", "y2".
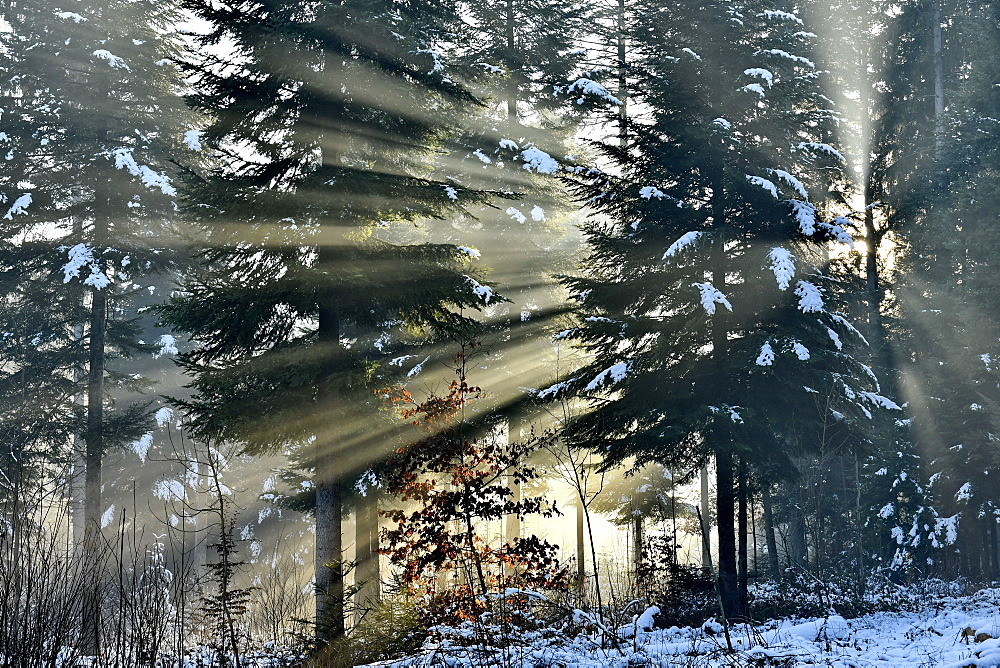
[
  {"x1": 0, "y1": 0, "x2": 185, "y2": 528},
  {"x1": 160, "y1": 0, "x2": 505, "y2": 642},
  {"x1": 549, "y1": 0, "x2": 889, "y2": 616}
]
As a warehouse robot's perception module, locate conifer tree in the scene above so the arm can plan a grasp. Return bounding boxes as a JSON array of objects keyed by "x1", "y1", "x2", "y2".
[
  {"x1": 0, "y1": 0, "x2": 187, "y2": 653},
  {"x1": 547, "y1": 0, "x2": 890, "y2": 617},
  {"x1": 162, "y1": 0, "x2": 502, "y2": 644},
  {"x1": 895, "y1": 0, "x2": 1000, "y2": 578}
]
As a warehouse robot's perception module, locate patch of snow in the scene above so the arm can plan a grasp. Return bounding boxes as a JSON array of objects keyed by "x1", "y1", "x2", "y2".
[
  {"x1": 183, "y1": 129, "x2": 203, "y2": 151},
  {"x1": 466, "y1": 276, "x2": 495, "y2": 304},
  {"x1": 756, "y1": 48, "x2": 814, "y2": 68},
  {"x1": 767, "y1": 247, "x2": 795, "y2": 290},
  {"x1": 155, "y1": 407, "x2": 174, "y2": 426},
  {"x1": 93, "y1": 49, "x2": 130, "y2": 70},
  {"x1": 4, "y1": 193, "x2": 31, "y2": 220},
  {"x1": 663, "y1": 231, "x2": 703, "y2": 259},
  {"x1": 584, "y1": 363, "x2": 628, "y2": 392},
  {"x1": 131, "y1": 433, "x2": 153, "y2": 462},
  {"x1": 770, "y1": 169, "x2": 808, "y2": 198},
  {"x1": 693, "y1": 282, "x2": 732, "y2": 315},
  {"x1": 794, "y1": 280, "x2": 824, "y2": 313},
  {"x1": 756, "y1": 342, "x2": 775, "y2": 366},
  {"x1": 566, "y1": 78, "x2": 622, "y2": 105},
  {"x1": 759, "y1": 10, "x2": 803, "y2": 23},
  {"x1": 506, "y1": 206, "x2": 527, "y2": 224},
  {"x1": 154, "y1": 334, "x2": 178, "y2": 358},
  {"x1": 744, "y1": 68, "x2": 774, "y2": 87},
  {"x1": 520, "y1": 146, "x2": 559, "y2": 174},
  {"x1": 747, "y1": 175, "x2": 778, "y2": 198}
]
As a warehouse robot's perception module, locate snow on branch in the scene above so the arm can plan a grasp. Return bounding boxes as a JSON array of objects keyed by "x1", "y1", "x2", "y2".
[
  {"x1": 756, "y1": 342, "x2": 775, "y2": 366},
  {"x1": 3, "y1": 193, "x2": 31, "y2": 220},
  {"x1": 861, "y1": 391, "x2": 901, "y2": 411},
  {"x1": 755, "y1": 49, "x2": 814, "y2": 68},
  {"x1": 663, "y1": 231, "x2": 703, "y2": 259},
  {"x1": 790, "y1": 200, "x2": 816, "y2": 235},
  {"x1": 465, "y1": 276, "x2": 495, "y2": 304},
  {"x1": 743, "y1": 68, "x2": 774, "y2": 87},
  {"x1": 584, "y1": 362, "x2": 629, "y2": 391},
  {"x1": 769, "y1": 169, "x2": 808, "y2": 198},
  {"x1": 746, "y1": 175, "x2": 778, "y2": 198},
  {"x1": 110, "y1": 148, "x2": 176, "y2": 196},
  {"x1": 183, "y1": 130, "x2": 203, "y2": 151},
  {"x1": 62, "y1": 243, "x2": 111, "y2": 289},
  {"x1": 794, "y1": 280, "x2": 824, "y2": 313},
  {"x1": 758, "y1": 10, "x2": 803, "y2": 24},
  {"x1": 565, "y1": 78, "x2": 621, "y2": 105},
  {"x1": 92, "y1": 49, "x2": 130, "y2": 70},
  {"x1": 693, "y1": 282, "x2": 732, "y2": 315},
  {"x1": 796, "y1": 141, "x2": 846, "y2": 163},
  {"x1": 767, "y1": 247, "x2": 795, "y2": 290},
  {"x1": 519, "y1": 146, "x2": 559, "y2": 174}
]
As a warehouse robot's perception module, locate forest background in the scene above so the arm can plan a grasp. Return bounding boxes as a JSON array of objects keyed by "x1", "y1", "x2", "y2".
[{"x1": 1, "y1": 0, "x2": 999, "y2": 664}]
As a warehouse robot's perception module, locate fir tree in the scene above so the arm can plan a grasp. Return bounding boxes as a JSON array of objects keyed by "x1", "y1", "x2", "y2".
[
  {"x1": 0, "y1": 0, "x2": 188, "y2": 653},
  {"x1": 547, "y1": 0, "x2": 889, "y2": 617},
  {"x1": 162, "y1": 0, "x2": 502, "y2": 644}
]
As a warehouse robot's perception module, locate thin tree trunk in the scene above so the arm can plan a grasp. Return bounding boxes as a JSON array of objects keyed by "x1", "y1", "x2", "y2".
[
  {"x1": 504, "y1": 420, "x2": 521, "y2": 580},
  {"x1": 932, "y1": 0, "x2": 944, "y2": 153},
  {"x1": 617, "y1": 0, "x2": 627, "y2": 144},
  {"x1": 354, "y1": 489, "x2": 380, "y2": 622},
  {"x1": 700, "y1": 463, "x2": 711, "y2": 571},
  {"x1": 81, "y1": 186, "x2": 110, "y2": 657},
  {"x1": 576, "y1": 499, "x2": 586, "y2": 598},
  {"x1": 737, "y1": 459, "x2": 748, "y2": 612},
  {"x1": 505, "y1": 0, "x2": 517, "y2": 127},
  {"x1": 715, "y1": 452, "x2": 741, "y2": 618},
  {"x1": 761, "y1": 489, "x2": 780, "y2": 579},
  {"x1": 633, "y1": 513, "x2": 644, "y2": 586},
  {"x1": 315, "y1": 300, "x2": 344, "y2": 644}
]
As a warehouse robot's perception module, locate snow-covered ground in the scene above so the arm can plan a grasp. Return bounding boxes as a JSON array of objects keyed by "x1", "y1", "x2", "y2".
[{"x1": 361, "y1": 587, "x2": 1000, "y2": 667}]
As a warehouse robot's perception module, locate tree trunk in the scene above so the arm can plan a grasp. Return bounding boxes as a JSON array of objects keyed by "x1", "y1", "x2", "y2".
[
  {"x1": 617, "y1": 0, "x2": 627, "y2": 144},
  {"x1": 787, "y1": 498, "x2": 807, "y2": 571},
  {"x1": 737, "y1": 459, "x2": 748, "y2": 612},
  {"x1": 315, "y1": 301, "x2": 344, "y2": 644},
  {"x1": 633, "y1": 513, "x2": 644, "y2": 586},
  {"x1": 354, "y1": 489, "x2": 380, "y2": 622},
  {"x1": 700, "y1": 463, "x2": 712, "y2": 571},
  {"x1": 715, "y1": 452, "x2": 741, "y2": 618},
  {"x1": 505, "y1": 0, "x2": 517, "y2": 127},
  {"x1": 80, "y1": 285, "x2": 106, "y2": 657},
  {"x1": 576, "y1": 498, "x2": 586, "y2": 598},
  {"x1": 504, "y1": 420, "x2": 521, "y2": 580},
  {"x1": 932, "y1": 0, "x2": 944, "y2": 153},
  {"x1": 761, "y1": 489, "x2": 780, "y2": 579}
]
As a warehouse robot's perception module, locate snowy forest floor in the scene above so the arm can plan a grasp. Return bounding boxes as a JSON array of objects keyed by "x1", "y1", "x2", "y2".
[{"x1": 358, "y1": 585, "x2": 1000, "y2": 667}]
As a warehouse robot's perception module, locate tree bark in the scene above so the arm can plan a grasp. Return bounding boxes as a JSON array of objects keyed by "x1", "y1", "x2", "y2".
[
  {"x1": 81, "y1": 148, "x2": 111, "y2": 657},
  {"x1": 932, "y1": 0, "x2": 944, "y2": 153},
  {"x1": 504, "y1": 420, "x2": 521, "y2": 575},
  {"x1": 576, "y1": 498, "x2": 586, "y2": 598},
  {"x1": 354, "y1": 489, "x2": 380, "y2": 622},
  {"x1": 715, "y1": 452, "x2": 741, "y2": 618},
  {"x1": 633, "y1": 513, "x2": 644, "y2": 585},
  {"x1": 737, "y1": 459, "x2": 748, "y2": 611},
  {"x1": 617, "y1": 0, "x2": 627, "y2": 144},
  {"x1": 787, "y1": 497, "x2": 807, "y2": 571},
  {"x1": 315, "y1": 301, "x2": 344, "y2": 644},
  {"x1": 700, "y1": 463, "x2": 712, "y2": 571},
  {"x1": 761, "y1": 489, "x2": 780, "y2": 579}
]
